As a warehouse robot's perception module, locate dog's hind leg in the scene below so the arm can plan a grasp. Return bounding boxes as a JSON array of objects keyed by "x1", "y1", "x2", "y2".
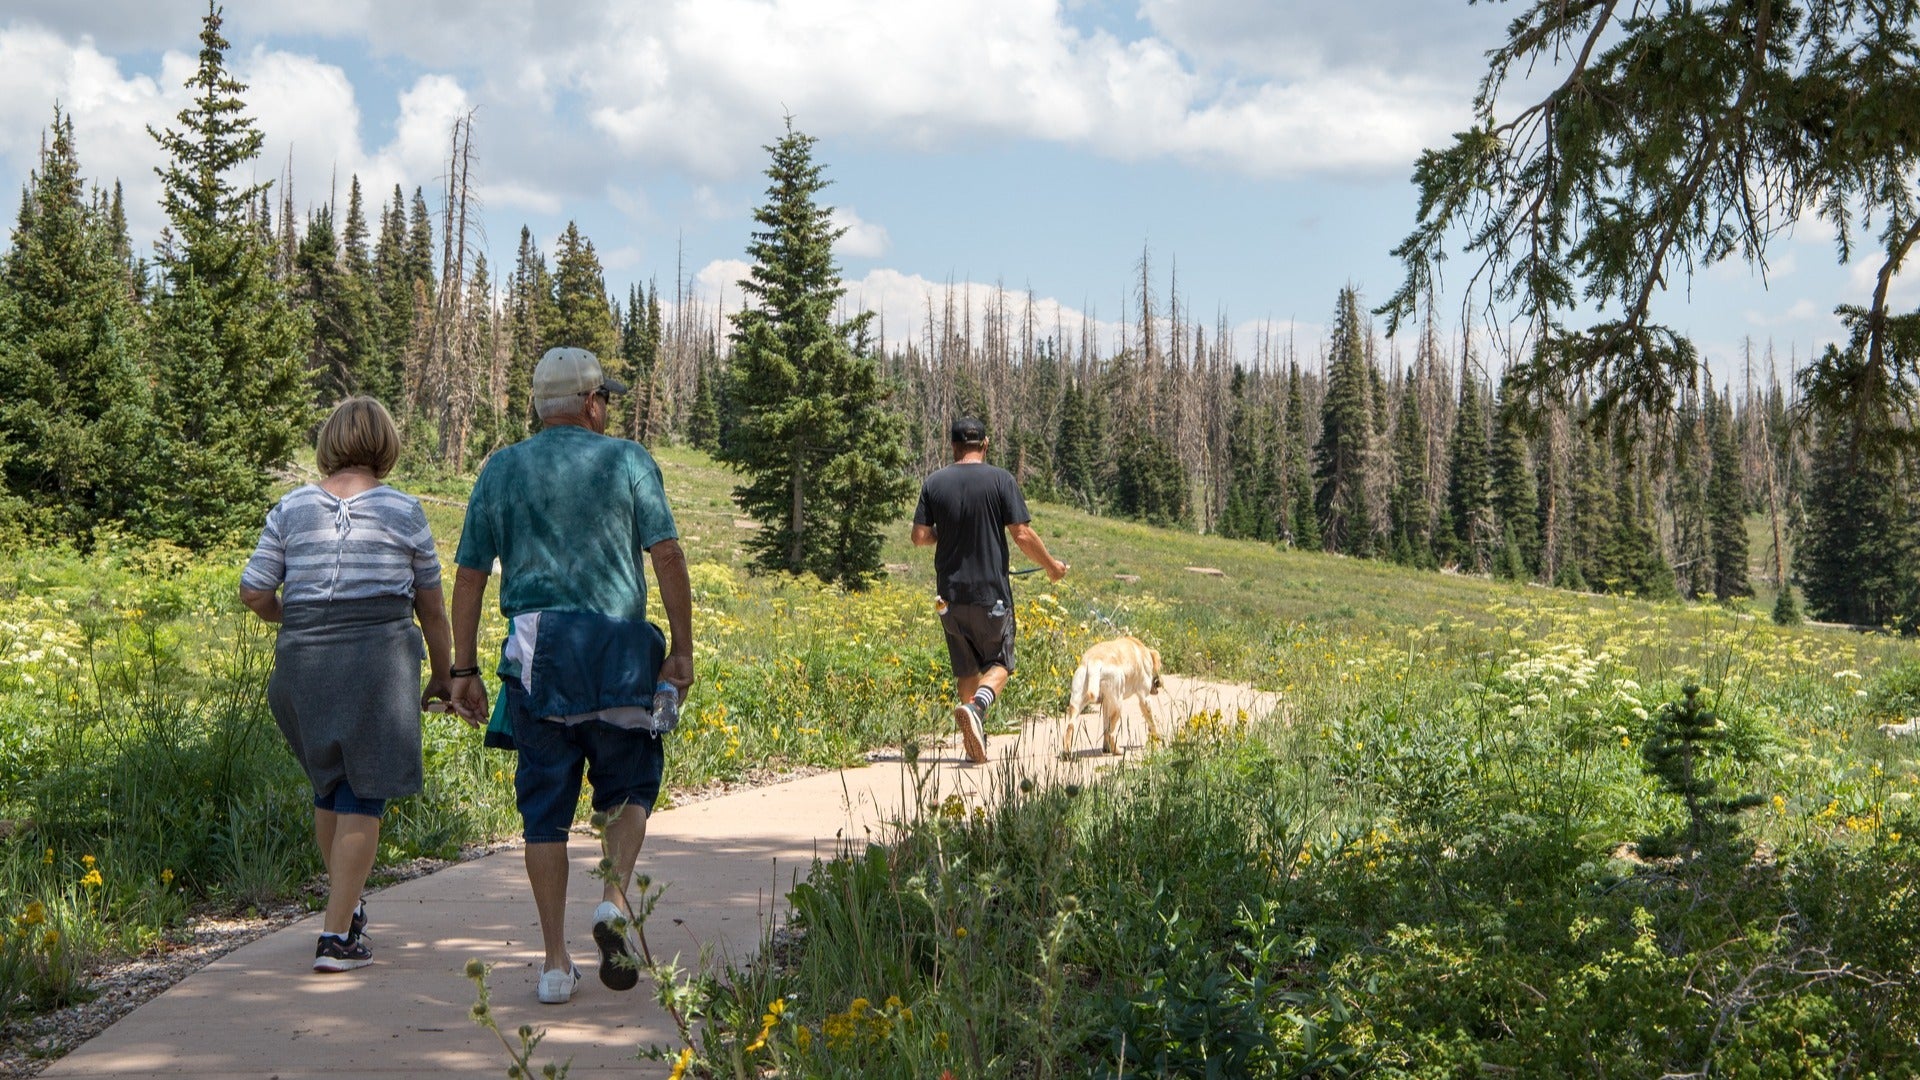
[
  {"x1": 1139, "y1": 696, "x2": 1160, "y2": 747},
  {"x1": 1100, "y1": 694, "x2": 1122, "y2": 755}
]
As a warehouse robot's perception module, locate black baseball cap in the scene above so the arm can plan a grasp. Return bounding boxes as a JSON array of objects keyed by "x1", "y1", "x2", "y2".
[{"x1": 950, "y1": 416, "x2": 987, "y2": 444}]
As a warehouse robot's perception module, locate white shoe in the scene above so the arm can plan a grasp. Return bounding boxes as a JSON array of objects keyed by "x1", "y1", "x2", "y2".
[
  {"x1": 592, "y1": 901, "x2": 639, "y2": 991},
  {"x1": 537, "y1": 963, "x2": 581, "y2": 1004},
  {"x1": 954, "y1": 703, "x2": 988, "y2": 763}
]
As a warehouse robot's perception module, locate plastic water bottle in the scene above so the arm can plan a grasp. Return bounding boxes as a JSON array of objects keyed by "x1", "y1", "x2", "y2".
[{"x1": 651, "y1": 680, "x2": 679, "y2": 732}]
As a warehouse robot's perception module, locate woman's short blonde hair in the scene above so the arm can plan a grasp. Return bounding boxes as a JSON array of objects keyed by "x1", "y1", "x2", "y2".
[{"x1": 315, "y1": 396, "x2": 401, "y2": 478}]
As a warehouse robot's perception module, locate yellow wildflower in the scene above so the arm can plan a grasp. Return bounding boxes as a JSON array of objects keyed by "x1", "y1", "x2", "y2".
[
  {"x1": 19, "y1": 902, "x2": 46, "y2": 927},
  {"x1": 81, "y1": 869, "x2": 103, "y2": 889},
  {"x1": 42, "y1": 930, "x2": 59, "y2": 948},
  {"x1": 666, "y1": 1046, "x2": 693, "y2": 1080},
  {"x1": 81, "y1": 855, "x2": 95, "y2": 869}
]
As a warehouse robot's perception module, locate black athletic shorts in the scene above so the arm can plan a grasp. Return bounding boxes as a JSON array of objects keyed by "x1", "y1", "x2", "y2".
[{"x1": 939, "y1": 601, "x2": 1017, "y2": 678}]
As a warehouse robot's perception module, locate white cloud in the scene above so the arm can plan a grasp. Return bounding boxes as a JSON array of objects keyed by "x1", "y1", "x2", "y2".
[
  {"x1": 692, "y1": 257, "x2": 753, "y2": 317},
  {"x1": 832, "y1": 207, "x2": 889, "y2": 259},
  {"x1": 573, "y1": 0, "x2": 1460, "y2": 178},
  {"x1": 1139, "y1": 0, "x2": 1502, "y2": 84}
]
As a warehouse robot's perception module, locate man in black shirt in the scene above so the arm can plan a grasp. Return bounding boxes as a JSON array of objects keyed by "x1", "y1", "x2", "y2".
[{"x1": 912, "y1": 417, "x2": 1069, "y2": 763}]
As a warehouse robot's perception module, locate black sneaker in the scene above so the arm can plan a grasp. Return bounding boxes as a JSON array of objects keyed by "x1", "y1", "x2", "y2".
[
  {"x1": 313, "y1": 933, "x2": 373, "y2": 972},
  {"x1": 350, "y1": 901, "x2": 367, "y2": 941},
  {"x1": 954, "y1": 702, "x2": 988, "y2": 764}
]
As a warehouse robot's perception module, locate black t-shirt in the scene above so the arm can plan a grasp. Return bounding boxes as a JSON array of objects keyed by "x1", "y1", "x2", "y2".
[{"x1": 913, "y1": 462, "x2": 1031, "y2": 607}]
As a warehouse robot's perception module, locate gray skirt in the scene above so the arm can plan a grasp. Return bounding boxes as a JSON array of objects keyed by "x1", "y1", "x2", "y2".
[{"x1": 267, "y1": 595, "x2": 425, "y2": 801}]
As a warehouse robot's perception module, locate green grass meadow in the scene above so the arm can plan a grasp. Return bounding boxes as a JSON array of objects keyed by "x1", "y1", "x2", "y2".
[{"x1": 6, "y1": 446, "x2": 1920, "y2": 1076}]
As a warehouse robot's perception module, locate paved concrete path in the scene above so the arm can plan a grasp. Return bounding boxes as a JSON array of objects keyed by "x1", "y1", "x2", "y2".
[{"x1": 43, "y1": 676, "x2": 1279, "y2": 1078}]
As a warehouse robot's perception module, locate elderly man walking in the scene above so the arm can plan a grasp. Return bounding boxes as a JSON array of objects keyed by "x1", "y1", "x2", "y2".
[
  {"x1": 912, "y1": 416, "x2": 1068, "y2": 763},
  {"x1": 448, "y1": 347, "x2": 694, "y2": 1004}
]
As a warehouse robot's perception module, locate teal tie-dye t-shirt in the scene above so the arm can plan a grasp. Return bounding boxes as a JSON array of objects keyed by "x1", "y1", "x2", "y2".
[{"x1": 454, "y1": 425, "x2": 677, "y2": 624}]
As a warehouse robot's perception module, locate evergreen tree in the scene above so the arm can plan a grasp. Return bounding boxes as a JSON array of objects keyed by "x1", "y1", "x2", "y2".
[
  {"x1": 372, "y1": 185, "x2": 414, "y2": 399},
  {"x1": 144, "y1": 4, "x2": 310, "y2": 548},
  {"x1": 405, "y1": 186, "x2": 435, "y2": 296},
  {"x1": 1114, "y1": 433, "x2": 1187, "y2": 527},
  {"x1": 550, "y1": 222, "x2": 618, "y2": 361},
  {"x1": 1489, "y1": 374, "x2": 1540, "y2": 577},
  {"x1": 1560, "y1": 410, "x2": 1616, "y2": 591},
  {"x1": 1313, "y1": 287, "x2": 1375, "y2": 554},
  {"x1": 1707, "y1": 390, "x2": 1751, "y2": 600},
  {"x1": 0, "y1": 109, "x2": 158, "y2": 545},
  {"x1": 1668, "y1": 385, "x2": 1715, "y2": 597},
  {"x1": 1638, "y1": 684, "x2": 1765, "y2": 860},
  {"x1": 617, "y1": 281, "x2": 663, "y2": 443},
  {"x1": 1603, "y1": 458, "x2": 1678, "y2": 599},
  {"x1": 1387, "y1": 2, "x2": 1920, "y2": 432},
  {"x1": 461, "y1": 251, "x2": 500, "y2": 467},
  {"x1": 294, "y1": 205, "x2": 378, "y2": 402},
  {"x1": 505, "y1": 226, "x2": 555, "y2": 436},
  {"x1": 687, "y1": 358, "x2": 720, "y2": 452},
  {"x1": 1283, "y1": 362, "x2": 1319, "y2": 549},
  {"x1": 336, "y1": 175, "x2": 390, "y2": 401},
  {"x1": 1388, "y1": 376, "x2": 1431, "y2": 565},
  {"x1": 718, "y1": 121, "x2": 913, "y2": 588},
  {"x1": 105, "y1": 179, "x2": 144, "y2": 298},
  {"x1": 1054, "y1": 377, "x2": 1106, "y2": 512},
  {"x1": 1796, "y1": 404, "x2": 1920, "y2": 628},
  {"x1": 1793, "y1": 311, "x2": 1920, "y2": 629},
  {"x1": 1219, "y1": 366, "x2": 1275, "y2": 540},
  {"x1": 1445, "y1": 366, "x2": 1494, "y2": 571}
]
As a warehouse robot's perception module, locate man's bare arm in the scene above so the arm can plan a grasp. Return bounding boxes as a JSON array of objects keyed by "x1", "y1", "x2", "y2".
[
  {"x1": 1008, "y1": 522, "x2": 1069, "y2": 582},
  {"x1": 648, "y1": 538, "x2": 695, "y2": 697},
  {"x1": 911, "y1": 523, "x2": 936, "y2": 547},
  {"x1": 446, "y1": 566, "x2": 491, "y2": 725}
]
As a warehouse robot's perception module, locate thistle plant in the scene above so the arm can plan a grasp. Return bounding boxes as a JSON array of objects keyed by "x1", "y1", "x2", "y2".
[{"x1": 463, "y1": 957, "x2": 570, "y2": 1080}]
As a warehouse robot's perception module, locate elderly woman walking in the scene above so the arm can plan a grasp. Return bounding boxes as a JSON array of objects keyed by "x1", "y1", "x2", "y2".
[{"x1": 240, "y1": 397, "x2": 452, "y2": 972}]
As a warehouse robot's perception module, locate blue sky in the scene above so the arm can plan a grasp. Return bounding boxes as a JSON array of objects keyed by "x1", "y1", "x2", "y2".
[{"x1": 1, "y1": 1, "x2": 1902, "y2": 386}]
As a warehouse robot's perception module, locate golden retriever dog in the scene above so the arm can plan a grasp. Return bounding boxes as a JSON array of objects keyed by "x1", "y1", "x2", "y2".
[{"x1": 1063, "y1": 636, "x2": 1163, "y2": 757}]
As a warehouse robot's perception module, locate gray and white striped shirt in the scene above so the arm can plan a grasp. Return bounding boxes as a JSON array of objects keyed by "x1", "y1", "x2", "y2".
[{"x1": 241, "y1": 484, "x2": 442, "y2": 603}]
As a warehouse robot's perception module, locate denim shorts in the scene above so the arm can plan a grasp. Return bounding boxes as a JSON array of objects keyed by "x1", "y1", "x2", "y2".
[
  {"x1": 504, "y1": 678, "x2": 665, "y2": 844},
  {"x1": 313, "y1": 778, "x2": 386, "y2": 818}
]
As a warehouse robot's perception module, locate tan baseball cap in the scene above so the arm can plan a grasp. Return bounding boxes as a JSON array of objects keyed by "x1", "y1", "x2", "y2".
[{"x1": 532, "y1": 347, "x2": 628, "y2": 399}]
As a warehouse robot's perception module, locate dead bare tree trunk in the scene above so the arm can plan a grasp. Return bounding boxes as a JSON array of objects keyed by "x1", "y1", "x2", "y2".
[{"x1": 432, "y1": 110, "x2": 481, "y2": 470}]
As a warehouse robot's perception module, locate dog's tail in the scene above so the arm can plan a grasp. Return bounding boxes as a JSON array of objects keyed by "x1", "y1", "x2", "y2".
[{"x1": 1068, "y1": 662, "x2": 1093, "y2": 715}]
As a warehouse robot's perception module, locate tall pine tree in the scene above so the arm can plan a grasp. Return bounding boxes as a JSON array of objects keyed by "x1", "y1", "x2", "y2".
[
  {"x1": 144, "y1": 4, "x2": 309, "y2": 548},
  {"x1": 1707, "y1": 389, "x2": 1751, "y2": 600},
  {"x1": 719, "y1": 121, "x2": 913, "y2": 588},
  {"x1": 1489, "y1": 373, "x2": 1540, "y2": 579},
  {"x1": 1445, "y1": 363, "x2": 1494, "y2": 572},
  {"x1": 1283, "y1": 361, "x2": 1319, "y2": 549},
  {"x1": 1388, "y1": 376, "x2": 1431, "y2": 566},
  {"x1": 0, "y1": 109, "x2": 158, "y2": 545},
  {"x1": 1313, "y1": 287, "x2": 1375, "y2": 555}
]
